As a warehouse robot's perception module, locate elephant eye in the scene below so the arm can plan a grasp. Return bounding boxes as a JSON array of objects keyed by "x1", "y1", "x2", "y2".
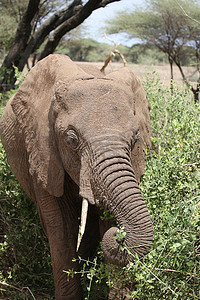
[
  {"x1": 131, "y1": 129, "x2": 140, "y2": 150},
  {"x1": 130, "y1": 138, "x2": 136, "y2": 151},
  {"x1": 135, "y1": 129, "x2": 140, "y2": 140},
  {"x1": 65, "y1": 129, "x2": 79, "y2": 150}
]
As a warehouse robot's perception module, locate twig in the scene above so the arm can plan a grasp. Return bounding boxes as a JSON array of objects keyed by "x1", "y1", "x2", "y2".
[
  {"x1": 113, "y1": 49, "x2": 127, "y2": 67},
  {"x1": 125, "y1": 247, "x2": 179, "y2": 297},
  {"x1": 181, "y1": 162, "x2": 199, "y2": 167},
  {"x1": 141, "y1": 261, "x2": 179, "y2": 297},
  {"x1": 104, "y1": 32, "x2": 120, "y2": 47},
  {"x1": 0, "y1": 281, "x2": 22, "y2": 292},
  {"x1": 154, "y1": 268, "x2": 199, "y2": 278},
  {"x1": 100, "y1": 33, "x2": 127, "y2": 72},
  {"x1": 176, "y1": 0, "x2": 200, "y2": 24},
  {"x1": 0, "y1": 282, "x2": 36, "y2": 299},
  {"x1": 21, "y1": 286, "x2": 36, "y2": 300}
]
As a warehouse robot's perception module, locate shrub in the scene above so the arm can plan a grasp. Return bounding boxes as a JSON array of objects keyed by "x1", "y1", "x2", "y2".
[
  {"x1": 0, "y1": 72, "x2": 199, "y2": 299},
  {"x1": 132, "y1": 74, "x2": 200, "y2": 299},
  {"x1": 0, "y1": 89, "x2": 53, "y2": 298},
  {"x1": 74, "y1": 74, "x2": 200, "y2": 299}
]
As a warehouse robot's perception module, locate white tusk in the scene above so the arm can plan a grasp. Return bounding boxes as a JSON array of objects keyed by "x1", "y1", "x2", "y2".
[{"x1": 77, "y1": 198, "x2": 88, "y2": 252}]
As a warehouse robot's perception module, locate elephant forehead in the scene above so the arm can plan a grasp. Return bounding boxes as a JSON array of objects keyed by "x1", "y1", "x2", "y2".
[
  {"x1": 66, "y1": 81, "x2": 137, "y2": 135},
  {"x1": 67, "y1": 80, "x2": 134, "y2": 108}
]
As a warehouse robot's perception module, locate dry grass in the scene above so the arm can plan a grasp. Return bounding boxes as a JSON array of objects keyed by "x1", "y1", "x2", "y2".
[{"x1": 77, "y1": 61, "x2": 198, "y2": 88}]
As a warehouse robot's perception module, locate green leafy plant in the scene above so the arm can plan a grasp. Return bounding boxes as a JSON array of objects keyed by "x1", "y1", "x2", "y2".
[
  {"x1": 0, "y1": 69, "x2": 54, "y2": 299},
  {"x1": 68, "y1": 74, "x2": 200, "y2": 299},
  {"x1": 0, "y1": 71, "x2": 199, "y2": 299}
]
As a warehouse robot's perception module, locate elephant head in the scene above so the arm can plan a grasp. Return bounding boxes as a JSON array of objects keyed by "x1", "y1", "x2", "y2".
[{"x1": 0, "y1": 54, "x2": 153, "y2": 271}]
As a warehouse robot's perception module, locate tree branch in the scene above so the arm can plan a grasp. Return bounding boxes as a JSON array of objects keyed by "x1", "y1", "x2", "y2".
[
  {"x1": 18, "y1": 0, "x2": 82, "y2": 70},
  {"x1": 100, "y1": 33, "x2": 127, "y2": 72},
  {"x1": 0, "y1": 0, "x2": 40, "y2": 91},
  {"x1": 0, "y1": 0, "x2": 121, "y2": 92},
  {"x1": 175, "y1": 0, "x2": 200, "y2": 25},
  {"x1": 2, "y1": 0, "x2": 40, "y2": 66},
  {"x1": 38, "y1": 0, "x2": 121, "y2": 61}
]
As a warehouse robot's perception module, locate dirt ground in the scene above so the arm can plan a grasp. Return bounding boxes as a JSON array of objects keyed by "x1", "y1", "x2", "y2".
[{"x1": 77, "y1": 61, "x2": 198, "y2": 88}]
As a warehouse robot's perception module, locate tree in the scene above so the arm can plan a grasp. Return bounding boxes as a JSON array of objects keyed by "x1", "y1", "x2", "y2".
[
  {"x1": 0, "y1": 0, "x2": 121, "y2": 92},
  {"x1": 0, "y1": 1, "x2": 65, "y2": 56},
  {"x1": 105, "y1": 0, "x2": 200, "y2": 101}
]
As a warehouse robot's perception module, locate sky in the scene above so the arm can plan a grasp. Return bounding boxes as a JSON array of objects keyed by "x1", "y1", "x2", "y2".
[{"x1": 83, "y1": 0, "x2": 145, "y2": 46}]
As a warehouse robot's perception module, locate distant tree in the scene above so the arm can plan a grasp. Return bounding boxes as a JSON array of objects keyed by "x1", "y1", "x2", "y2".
[
  {"x1": 56, "y1": 37, "x2": 130, "y2": 63},
  {"x1": 105, "y1": 0, "x2": 200, "y2": 101},
  {"x1": 0, "y1": 0, "x2": 121, "y2": 92}
]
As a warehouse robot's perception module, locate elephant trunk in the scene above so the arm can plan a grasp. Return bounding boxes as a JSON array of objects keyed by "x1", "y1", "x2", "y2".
[{"x1": 91, "y1": 144, "x2": 153, "y2": 266}]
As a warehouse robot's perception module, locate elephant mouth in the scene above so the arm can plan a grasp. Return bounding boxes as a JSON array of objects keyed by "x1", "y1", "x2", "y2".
[
  {"x1": 102, "y1": 220, "x2": 153, "y2": 267},
  {"x1": 102, "y1": 227, "x2": 128, "y2": 266},
  {"x1": 77, "y1": 186, "x2": 153, "y2": 267}
]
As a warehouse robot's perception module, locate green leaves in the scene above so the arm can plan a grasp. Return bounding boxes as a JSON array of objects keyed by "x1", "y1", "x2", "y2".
[
  {"x1": 65, "y1": 75, "x2": 200, "y2": 299},
  {"x1": 0, "y1": 72, "x2": 199, "y2": 299},
  {"x1": 138, "y1": 74, "x2": 200, "y2": 299},
  {"x1": 0, "y1": 131, "x2": 53, "y2": 297}
]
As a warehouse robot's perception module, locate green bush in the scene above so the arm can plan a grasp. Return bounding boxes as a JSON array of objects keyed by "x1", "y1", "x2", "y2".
[
  {"x1": 133, "y1": 74, "x2": 200, "y2": 299},
  {"x1": 0, "y1": 89, "x2": 54, "y2": 298},
  {"x1": 0, "y1": 147, "x2": 54, "y2": 299},
  {"x1": 73, "y1": 74, "x2": 200, "y2": 299},
  {"x1": 0, "y1": 73, "x2": 199, "y2": 299}
]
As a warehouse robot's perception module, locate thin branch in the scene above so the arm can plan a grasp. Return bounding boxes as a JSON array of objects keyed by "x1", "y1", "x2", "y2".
[
  {"x1": 104, "y1": 32, "x2": 120, "y2": 47},
  {"x1": 176, "y1": 0, "x2": 200, "y2": 24},
  {"x1": 100, "y1": 52, "x2": 115, "y2": 72},
  {"x1": 21, "y1": 287, "x2": 36, "y2": 300},
  {"x1": 125, "y1": 247, "x2": 179, "y2": 297},
  {"x1": 0, "y1": 281, "x2": 21, "y2": 292},
  {"x1": 100, "y1": 33, "x2": 127, "y2": 72},
  {"x1": 181, "y1": 162, "x2": 199, "y2": 167},
  {"x1": 0, "y1": 282, "x2": 36, "y2": 299},
  {"x1": 113, "y1": 49, "x2": 127, "y2": 66},
  {"x1": 154, "y1": 268, "x2": 199, "y2": 278}
]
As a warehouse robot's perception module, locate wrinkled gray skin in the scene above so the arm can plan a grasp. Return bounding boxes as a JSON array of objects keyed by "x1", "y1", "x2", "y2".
[{"x1": 0, "y1": 55, "x2": 153, "y2": 299}]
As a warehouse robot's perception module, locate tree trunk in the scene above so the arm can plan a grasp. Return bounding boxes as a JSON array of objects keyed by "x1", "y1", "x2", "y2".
[
  {"x1": 0, "y1": 0, "x2": 121, "y2": 93},
  {"x1": 0, "y1": 0, "x2": 40, "y2": 92},
  {"x1": 38, "y1": 0, "x2": 120, "y2": 61},
  {"x1": 169, "y1": 57, "x2": 174, "y2": 94},
  {"x1": 192, "y1": 84, "x2": 200, "y2": 103},
  {"x1": 175, "y1": 61, "x2": 199, "y2": 102}
]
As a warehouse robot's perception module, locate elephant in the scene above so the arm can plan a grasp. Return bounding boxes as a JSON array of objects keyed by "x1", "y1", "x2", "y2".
[{"x1": 0, "y1": 54, "x2": 153, "y2": 299}]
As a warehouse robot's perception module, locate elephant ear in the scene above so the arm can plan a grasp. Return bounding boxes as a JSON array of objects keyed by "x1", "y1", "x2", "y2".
[
  {"x1": 11, "y1": 54, "x2": 91, "y2": 197},
  {"x1": 106, "y1": 68, "x2": 152, "y2": 182}
]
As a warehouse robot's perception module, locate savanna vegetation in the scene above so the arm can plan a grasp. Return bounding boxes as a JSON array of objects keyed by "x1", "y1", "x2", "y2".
[
  {"x1": 1, "y1": 0, "x2": 200, "y2": 99},
  {"x1": 0, "y1": 0, "x2": 200, "y2": 299},
  {"x1": 0, "y1": 0, "x2": 121, "y2": 92},
  {"x1": 105, "y1": 0, "x2": 200, "y2": 101},
  {"x1": 0, "y1": 69, "x2": 199, "y2": 299}
]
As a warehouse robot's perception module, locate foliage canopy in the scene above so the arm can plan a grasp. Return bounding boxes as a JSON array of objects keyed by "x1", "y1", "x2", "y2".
[
  {"x1": 0, "y1": 0, "x2": 65, "y2": 55},
  {"x1": 0, "y1": 0, "x2": 121, "y2": 92},
  {"x1": 105, "y1": 0, "x2": 200, "y2": 101}
]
